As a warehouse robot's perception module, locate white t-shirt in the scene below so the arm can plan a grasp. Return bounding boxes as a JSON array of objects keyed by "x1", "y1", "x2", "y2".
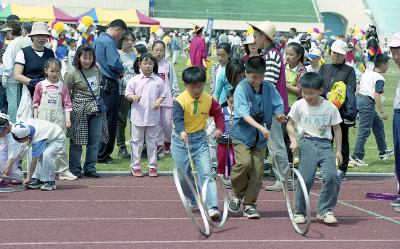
[
  {"x1": 305, "y1": 64, "x2": 319, "y2": 73},
  {"x1": 358, "y1": 70, "x2": 385, "y2": 98},
  {"x1": 394, "y1": 79, "x2": 400, "y2": 109},
  {"x1": 15, "y1": 49, "x2": 44, "y2": 65},
  {"x1": 288, "y1": 97, "x2": 342, "y2": 140}
]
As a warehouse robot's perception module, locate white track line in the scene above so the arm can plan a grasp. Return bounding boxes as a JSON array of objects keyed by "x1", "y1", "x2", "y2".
[
  {"x1": 0, "y1": 199, "x2": 381, "y2": 202},
  {"x1": 0, "y1": 216, "x2": 397, "y2": 222},
  {"x1": 1, "y1": 239, "x2": 400, "y2": 246},
  {"x1": 310, "y1": 192, "x2": 400, "y2": 225}
]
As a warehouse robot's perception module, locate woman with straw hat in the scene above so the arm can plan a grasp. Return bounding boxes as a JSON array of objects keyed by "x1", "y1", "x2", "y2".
[
  {"x1": 14, "y1": 22, "x2": 55, "y2": 97},
  {"x1": 189, "y1": 25, "x2": 207, "y2": 69}
]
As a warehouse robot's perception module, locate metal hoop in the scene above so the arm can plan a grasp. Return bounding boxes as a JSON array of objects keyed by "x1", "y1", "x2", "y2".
[
  {"x1": 173, "y1": 167, "x2": 211, "y2": 236},
  {"x1": 201, "y1": 173, "x2": 229, "y2": 228},
  {"x1": 0, "y1": 175, "x2": 26, "y2": 192},
  {"x1": 283, "y1": 167, "x2": 311, "y2": 235}
]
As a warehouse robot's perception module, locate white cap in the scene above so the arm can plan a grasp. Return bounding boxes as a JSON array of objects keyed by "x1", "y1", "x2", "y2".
[
  {"x1": 11, "y1": 122, "x2": 30, "y2": 139},
  {"x1": 388, "y1": 32, "x2": 400, "y2": 48},
  {"x1": 331, "y1": 40, "x2": 348, "y2": 55},
  {"x1": 306, "y1": 47, "x2": 321, "y2": 60},
  {"x1": 243, "y1": 35, "x2": 255, "y2": 45}
]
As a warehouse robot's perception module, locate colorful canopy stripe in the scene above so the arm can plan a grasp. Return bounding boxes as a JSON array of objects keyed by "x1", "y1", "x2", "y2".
[
  {"x1": 76, "y1": 8, "x2": 160, "y2": 26},
  {"x1": 0, "y1": 4, "x2": 78, "y2": 22}
]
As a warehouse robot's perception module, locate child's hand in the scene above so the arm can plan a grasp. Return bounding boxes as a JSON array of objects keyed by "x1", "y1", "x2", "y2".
[
  {"x1": 131, "y1": 95, "x2": 141, "y2": 102},
  {"x1": 276, "y1": 114, "x2": 288, "y2": 123},
  {"x1": 180, "y1": 131, "x2": 188, "y2": 144},
  {"x1": 23, "y1": 177, "x2": 31, "y2": 185},
  {"x1": 379, "y1": 111, "x2": 388, "y2": 120},
  {"x1": 65, "y1": 119, "x2": 71, "y2": 128},
  {"x1": 336, "y1": 151, "x2": 343, "y2": 167},
  {"x1": 213, "y1": 129, "x2": 223, "y2": 139},
  {"x1": 153, "y1": 99, "x2": 162, "y2": 109},
  {"x1": 259, "y1": 126, "x2": 270, "y2": 139},
  {"x1": 289, "y1": 141, "x2": 298, "y2": 153}
]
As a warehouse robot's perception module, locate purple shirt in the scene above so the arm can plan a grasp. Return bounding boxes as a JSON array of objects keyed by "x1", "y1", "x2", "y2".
[{"x1": 125, "y1": 73, "x2": 167, "y2": 126}]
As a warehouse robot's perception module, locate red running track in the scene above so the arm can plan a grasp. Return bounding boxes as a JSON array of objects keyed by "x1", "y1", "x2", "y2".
[{"x1": 0, "y1": 176, "x2": 399, "y2": 249}]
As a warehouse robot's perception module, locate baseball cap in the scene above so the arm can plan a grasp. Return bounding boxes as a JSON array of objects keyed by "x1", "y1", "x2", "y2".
[
  {"x1": 306, "y1": 48, "x2": 321, "y2": 60},
  {"x1": 11, "y1": 122, "x2": 34, "y2": 139},
  {"x1": 388, "y1": 32, "x2": 400, "y2": 48},
  {"x1": 331, "y1": 40, "x2": 348, "y2": 55}
]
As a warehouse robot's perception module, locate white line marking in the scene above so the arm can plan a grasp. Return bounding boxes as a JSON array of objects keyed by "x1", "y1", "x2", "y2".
[
  {"x1": 310, "y1": 192, "x2": 400, "y2": 225},
  {"x1": 1, "y1": 239, "x2": 400, "y2": 246},
  {"x1": 0, "y1": 216, "x2": 397, "y2": 222}
]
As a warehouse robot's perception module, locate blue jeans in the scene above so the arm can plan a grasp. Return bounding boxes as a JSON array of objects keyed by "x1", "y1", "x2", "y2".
[
  {"x1": 296, "y1": 138, "x2": 341, "y2": 214},
  {"x1": 171, "y1": 130, "x2": 218, "y2": 209},
  {"x1": 69, "y1": 115, "x2": 102, "y2": 174},
  {"x1": 393, "y1": 110, "x2": 400, "y2": 194},
  {"x1": 6, "y1": 83, "x2": 21, "y2": 123},
  {"x1": 353, "y1": 95, "x2": 387, "y2": 159}
]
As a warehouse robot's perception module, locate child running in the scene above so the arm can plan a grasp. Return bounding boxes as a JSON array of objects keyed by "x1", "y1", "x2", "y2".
[
  {"x1": 151, "y1": 40, "x2": 179, "y2": 156},
  {"x1": 171, "y1": 66, "x2": 224, "y2": 221},
  {"x1": 287, "y1": 72, "x2": 342, "y2": 224},
  {"x1": 32, "y1": 58, "x2": 76, "y2": 180},
  {"x1": 125, "y1": 53, "x2": 166, "y2": 177},
  {"x1": 350, "y1": 54, "x2": 393, "y2": 167},
  {"x1": 229, "y1": 56, "x2": 285, "y2": 219}
]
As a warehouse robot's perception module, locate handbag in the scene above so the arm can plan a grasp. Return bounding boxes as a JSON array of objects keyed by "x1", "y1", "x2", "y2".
[{"x1": 80, "y1": 70, "x2": 106, "y2": 113}]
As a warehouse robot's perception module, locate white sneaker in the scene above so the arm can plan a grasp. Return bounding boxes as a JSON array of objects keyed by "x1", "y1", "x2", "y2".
[
  {"x1": 317, "y1": 211, "x2": 337, "y2": 224},
  {"x1": 349, "y1": 156, "x2": 368, "y2": 167},
  {"x1": 208, "y1": 208, "x2": 221, "y2": 221},
  {"x1": 379, "y1": 149, "x2": 394, "y2": 161},
  {"x1": 59, "y1": 171, "x2": 78, "y2": 180},
  {"x1": 390, "y1": 198, "x2": 400, "y2": 207},
  {"x1": 293, "y1": 214, "x2": 306, "y2": 224}
]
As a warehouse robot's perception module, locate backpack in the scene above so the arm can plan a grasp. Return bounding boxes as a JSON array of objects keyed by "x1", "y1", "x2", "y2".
[{"x1": 328, "y1": 81, "x2": 346, "y2": 109}]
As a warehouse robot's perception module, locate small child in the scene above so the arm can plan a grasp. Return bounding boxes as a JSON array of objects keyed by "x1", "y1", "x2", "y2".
[
  {"x1": 216, "y1": 89, "x2": 235, "y2": 187},
  {"x1": 287, "y1": 72, "x2": 342, "y2": 224},
  {"x1": 0, "y1": 113, "x2": 23, "y2": 182},
  {"x1": 32, "y1": 58, "x2": 76, "y2": 180},
  {"x1": 125, "y1": 53, "x2": 166, "y2": 177},
  {"x1": 350, "y1": 54, "x2": 393, "y2": 167},
  {"x1": 151, "y1": 40, "x2": 179, "y2": 155},
  {"x1": 14, "y1": 118, "x2": 67, "y2": 191},
  {"x1": 171, "y1": 66, "x2": 224, "y2": 221},
  {"x1": 229, "y1": 56, "x2": 286, "y2": 219},
  {"x1": 305, "y1": 47, "x2": 321, "y2": 73}
]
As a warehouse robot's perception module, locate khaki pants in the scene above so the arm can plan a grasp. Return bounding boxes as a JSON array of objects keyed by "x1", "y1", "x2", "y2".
[{"x1": 231, "y1": 143, "x2": 265, "y2": 206}]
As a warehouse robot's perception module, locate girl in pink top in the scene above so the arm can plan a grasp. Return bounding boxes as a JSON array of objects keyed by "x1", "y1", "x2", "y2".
[
  {"x1": 32, "y1": 58, "x2": 76, "y2": 180},
  {"x1": 151, "y1": 40, "x2": 179, "y2": 155},
  {"x1": 125, "y1": 53, "x2": 166, "y2": 177}
]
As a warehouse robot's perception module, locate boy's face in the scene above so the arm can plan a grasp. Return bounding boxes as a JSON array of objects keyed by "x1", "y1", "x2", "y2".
[
  {"x1": 185, "y1": 81, "x2": 205, "y2": 98},
  {"x1": 302, "y1": 87, "x2": 323, "y2": 106},
  {"x1": 391, "y1": 47, "x2": 400, "y2": 66},
  {"x1": 246, "y1": 72, "x2": 264, "y2": 88}
]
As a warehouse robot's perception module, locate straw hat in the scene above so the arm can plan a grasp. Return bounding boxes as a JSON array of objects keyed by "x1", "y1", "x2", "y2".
[
  {"x1": 247, "y1": 20, "x2": 276, "y2": 41},
  {"x1": 29, "y1": 22, "x2": 51, "y2": 37},
  {"x1": 388, "y1": 32, "x2": 400, "y2": 48}
]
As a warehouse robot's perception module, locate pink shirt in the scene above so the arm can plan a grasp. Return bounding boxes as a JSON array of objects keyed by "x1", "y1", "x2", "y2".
[
  {"x1": 189, "y1": 35, "x2": 207, "y2": 69},
  {"x1": 32, "y1": 80, "x2": 72, "y2": 111},
  {"x1": 125, "y1": 73, "x2": 167, "y2": 126}
]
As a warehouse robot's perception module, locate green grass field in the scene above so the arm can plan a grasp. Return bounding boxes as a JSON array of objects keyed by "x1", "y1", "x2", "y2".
[
  {"x1": 153, "y1": 0, "x2": 318, "y2": 22},
  {"x1": 93, "y1": 55, "x2": 400, "y2": 174}
]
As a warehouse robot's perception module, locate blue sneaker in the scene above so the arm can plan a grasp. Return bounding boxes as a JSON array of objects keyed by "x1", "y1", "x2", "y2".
[{"x1": 27, "y1": 178, "x2": 43, "y2": 189}]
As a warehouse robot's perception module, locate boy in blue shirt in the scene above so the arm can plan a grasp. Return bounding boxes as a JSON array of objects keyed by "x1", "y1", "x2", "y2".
[
  {"x1": 287, "y1": 72, "x2": 342, "y2": 224},
  {"x1": 229, "y1": 56, "x2": 286, "y2": 219}
]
